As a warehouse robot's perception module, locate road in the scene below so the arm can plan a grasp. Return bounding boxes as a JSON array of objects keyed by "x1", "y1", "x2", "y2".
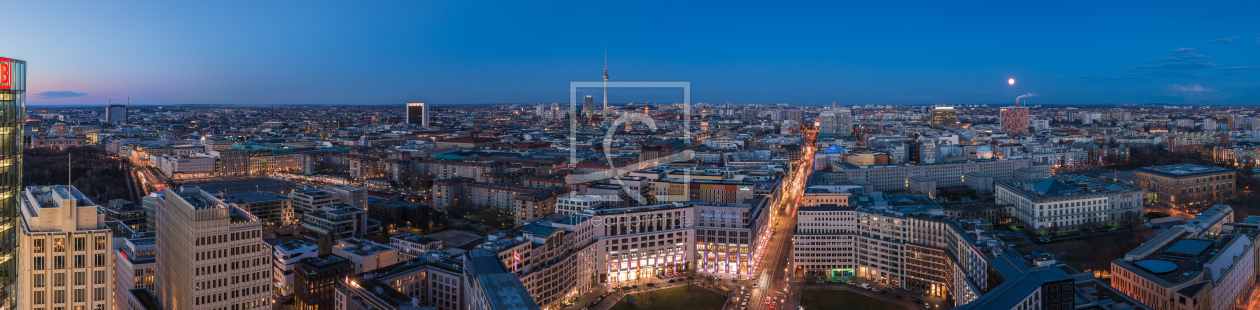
[{"x1": 734, "y1": 129, "x2": 815, "y2": 310}]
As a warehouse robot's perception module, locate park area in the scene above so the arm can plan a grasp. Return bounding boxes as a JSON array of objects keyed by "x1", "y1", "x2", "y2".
[
  {"x1": 801, "y1": 290, "x2": 905, "y2": 310},
  {"x1": 610, "y1": 285, "x2": 725, "y2": 310}
]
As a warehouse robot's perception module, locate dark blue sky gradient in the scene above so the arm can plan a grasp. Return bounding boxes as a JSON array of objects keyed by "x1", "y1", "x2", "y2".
[{"x1": 7, "y1": 1, "x2": 1260, "y2": 106}]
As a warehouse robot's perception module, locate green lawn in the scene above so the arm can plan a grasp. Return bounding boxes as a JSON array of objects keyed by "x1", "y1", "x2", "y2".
[
  {"x1": 801, "y1": 290, "x2": 905, "y2": 310},
  {"x1": 610, "y1": 285, "x2": 725, "y2": 310}
]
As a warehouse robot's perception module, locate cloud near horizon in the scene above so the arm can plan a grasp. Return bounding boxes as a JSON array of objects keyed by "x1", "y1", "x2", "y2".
[
  {"x1": 1212, "y1": 36, "x2": 1239, "y2": 43},
  {"x1": 36, "y1": 91, "x2": 89, "y2": 99}
]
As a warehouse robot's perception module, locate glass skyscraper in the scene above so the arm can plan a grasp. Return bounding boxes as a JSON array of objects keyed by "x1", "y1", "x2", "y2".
[{"x1": 0, "y1": 57, "x2": 26, "y2": 307}]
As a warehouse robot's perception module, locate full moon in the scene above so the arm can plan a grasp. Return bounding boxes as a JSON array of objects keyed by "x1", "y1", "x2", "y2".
[{"x1": 1008, "y1": 78, "x2": 1015, "y2": 85}]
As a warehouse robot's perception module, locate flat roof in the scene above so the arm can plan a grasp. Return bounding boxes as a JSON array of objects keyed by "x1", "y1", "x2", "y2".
[
  {"x1": 227, "y1": 191, "x2": 290, "y2": 204},
  {"x1": 1135, "y1": 164, "x2": 1232, "y2": 178}
]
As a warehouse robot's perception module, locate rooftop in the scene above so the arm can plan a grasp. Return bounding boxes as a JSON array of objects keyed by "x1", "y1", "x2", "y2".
[
  {"x1": 275, "y1": 239, "x2": 318, "y2": 253},
  {"x1": 391, "y1": 233, "x2": 440, "y2": 244},
  {"x1": 226, "y1": 191, "x2": 290, "y2": 204},
  {"x1": 1135, "y1": 164, "x2": 1232, "y2": 178},
  {"x1": 336, "y1": 238, "x2": 396, "y2": 257},
  {"x1": 997, "y1": 175, "x2": 1142, "y2": 201},
  {"x1": 298, "y1": 254, "x2": 348, "y2": 268},
  {"x1": 1118, "y1": 232, "x2": 1242, "y2": 285}
]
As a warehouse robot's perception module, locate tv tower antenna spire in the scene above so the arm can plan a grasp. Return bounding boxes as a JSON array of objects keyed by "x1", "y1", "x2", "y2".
[{"x1": 603, "y1": 47, "x2": 609, "y2": 120}]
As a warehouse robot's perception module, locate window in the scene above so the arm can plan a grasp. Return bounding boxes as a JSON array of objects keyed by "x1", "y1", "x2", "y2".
[
  {"x1": 55, "y1": 273, "x2": 66, "y2": 286},
  {"x1": 94, "y1": 237, "x2": 106, "y2": 250},
  {"x1": 74, "y1": 238, "x2": 85, "y2": 251},
  {"x1": 34, "y1": 239, "x2": 45, "y2": 253},
  {"x1": 54, "y1": 256, "x2": 65, "y2": 269},
  {"x1": 34, "y1": 257, "x2": 45, "y2": 270},
  {"x1": 95, "y1": 254, "x2": 105, "y2": 267},
  {"x1": 74, "y1": 272, "x2": 84, "y2": 286},
  {"x1": 54, "y1": 238, "x2": 66, "y2": 252},
  {"x1": 33, "y1": 291, "x2": 44, "y2": 304},
  {"x1": 75, "y1": 255, "x2": 85, "y2": 268},
  {"x1": 94, "y1": 271, "x2": 105, "y2": 284},
  {"x1": 33, "y1": 274, "x2": 45, "y2": 287}
]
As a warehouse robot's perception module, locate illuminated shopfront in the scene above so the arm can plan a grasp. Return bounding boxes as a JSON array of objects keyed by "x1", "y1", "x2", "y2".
[
  {"x1": 695, "y1": 242, "x2": 752, "y2": 278},
  {"x1": 605, "y1": 247, "x2": 689, "y2": 283}
]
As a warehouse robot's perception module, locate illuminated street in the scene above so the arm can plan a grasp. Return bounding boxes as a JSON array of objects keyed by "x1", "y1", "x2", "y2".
[{"x1": 733, "y1": 128, "x2": 815, "y2": 310}]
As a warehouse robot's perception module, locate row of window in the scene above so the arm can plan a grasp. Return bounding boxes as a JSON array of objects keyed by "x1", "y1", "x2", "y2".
[
  {"x1": 30, "y1": 236, "x2": 107, "y2": 253},
  {"x1": 30, "y1": 271, "x2": 106, "y2": 287},
  {"x1": 30, "y1": 254, "x2": 107, "y2": 270},
  {"x1": 29, "y1": 287, "x2": 106, "y2": 304}
]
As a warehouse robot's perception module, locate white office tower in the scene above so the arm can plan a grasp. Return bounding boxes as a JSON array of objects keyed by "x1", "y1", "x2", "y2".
[
  {"x1": 19, "y1": 185, "x2": 114, "y2": 310},
  {"x1": 154, "y1": 185, "x2": 271, "y2": 310}
]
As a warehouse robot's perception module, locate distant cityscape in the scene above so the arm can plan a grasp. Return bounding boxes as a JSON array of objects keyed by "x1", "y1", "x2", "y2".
[{"x1": 7, "y1": 42, "x2": 1260, "y2": 310}]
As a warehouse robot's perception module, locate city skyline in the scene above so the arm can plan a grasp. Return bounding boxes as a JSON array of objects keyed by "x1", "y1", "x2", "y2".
[{"x1": 5, "y1": 1, "x2": 1259, "y2": 106}]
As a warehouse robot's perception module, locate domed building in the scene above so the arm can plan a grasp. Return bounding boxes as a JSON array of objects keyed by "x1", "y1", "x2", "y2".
[{"x1": 976, "y1": 145, "x2": 994, "y2": 159}]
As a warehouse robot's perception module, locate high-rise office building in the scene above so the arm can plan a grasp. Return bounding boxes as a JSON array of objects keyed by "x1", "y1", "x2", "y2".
[
  {"x1": 0, "y1": 56, "x2": 24, "y2": 307},
  {"x1": 154, "y1": 185, "x2": 270, "y2": 310},
  {"x1": 582, "y1": 95, "x2": 593, "y2": 118},
  {"x1": 930, "y1": 107, "x2": 957, "y2": 127},
  {"x1": 407, "y1": 102, "x2": 429, "y2": 127},
  {"x1": 106, "y1": 104, "x2": 128, "y2": 124},
  {"x1": 1000, "y1": 106, "x2": 1030, "y2": 135},
  {"x1": 19, "y1": 185, "x2": 114, "y2": 310}
]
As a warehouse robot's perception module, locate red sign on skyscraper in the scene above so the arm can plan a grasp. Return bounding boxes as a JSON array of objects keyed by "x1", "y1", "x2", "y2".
[{"x1": 0, "y1": 58, "x2": 11, "y2": 89}]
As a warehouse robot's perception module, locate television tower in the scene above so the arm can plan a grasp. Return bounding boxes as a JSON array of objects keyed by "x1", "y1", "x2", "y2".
[{"x1": 602, "y1": 47, "x2": 609, "y2": 120}]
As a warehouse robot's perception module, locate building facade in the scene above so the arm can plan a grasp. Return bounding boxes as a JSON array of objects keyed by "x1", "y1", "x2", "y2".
[
  {"x1": 996, "y1": 177, "x2": 1144, "y2": 234},
  {"x1": 1134, "y1": 164, "x2": 1235, "y2": 210},
  {"x1": 1000, "y1": 106, "x2": 1030, "y2": 136},
  {"x1": 1, "y1": 57, "x2": 27, "y2": 307},
  {"x1": 153, "y1": 186, "x2": 271, "y2": 310},
  {"x1": 19, "y1": 185, "x2": 114, "y2": 310}
]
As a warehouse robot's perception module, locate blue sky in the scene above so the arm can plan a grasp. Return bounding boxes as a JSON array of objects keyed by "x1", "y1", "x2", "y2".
[{"x1": 7, "y1": 1, "x2": 1260, "y2": 106}]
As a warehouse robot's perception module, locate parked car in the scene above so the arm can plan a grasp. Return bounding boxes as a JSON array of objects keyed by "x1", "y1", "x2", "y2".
[
  {"x1": 846, "y1": 281, "x2": 855, "y2": 285},
  {"x1": 880, "y1": 290, "x2": 889, "y2": 295},
  {"x1": 860, "y1": 283, "x2": 871, "y2": 289},
  {"x1": 896, "y1": 294, "x2": 904, "y2": 299}
]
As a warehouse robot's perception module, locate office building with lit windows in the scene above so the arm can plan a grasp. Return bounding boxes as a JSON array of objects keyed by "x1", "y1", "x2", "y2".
[
  {"x1": 153, "y1": 185, "x2": 271, "y2": 310},
  {"x1": 930, "y1": 106, "x2": 957, "y2": 127},
  {"x1": 407, "y1": 102, "x2": 429, "y2": 127},
  {"x1": 19, "y1": 185, "x2": 114, "y2": 310},
  {"x1": 0, "y1": 56, "x2": 25, "y2": 308}
]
